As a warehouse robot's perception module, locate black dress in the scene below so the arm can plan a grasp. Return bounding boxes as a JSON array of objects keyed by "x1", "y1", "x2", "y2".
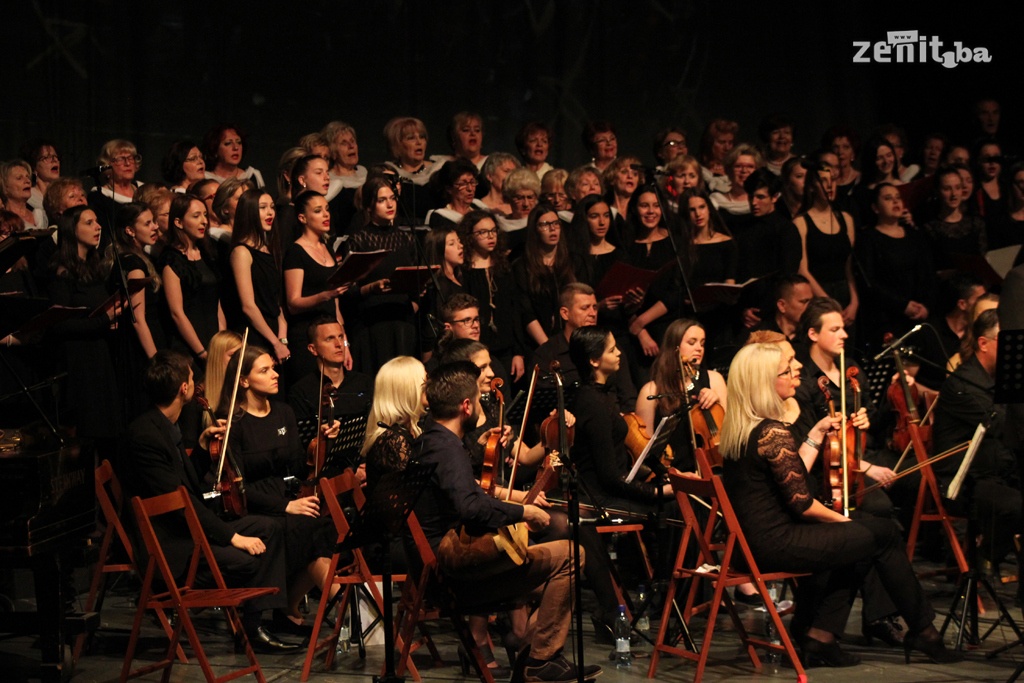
[
  {"x1": 800, "y1": 213, "x2": 851, "y2": 306},
  {"x1": 627, "y1": 237, "x2": 683, "y2": 355},
  {"x1": 159, "y1": 248, "x2": 221, "y2": 359},
  {"x1": 721, "y1": 419, "x2": 935, "y2": 638},
  {"x1": 120, "y1": 252, "x2": 167, "y2": 353},
  {"x1": 226, "y1": 402, "x2": 332, "y2": 576},
  {"x1": 282, "y1": 240, "x2": 338, "y2": 381},
  {"x1": 511, "y1": 258, "x2": 572, "y2": 345},
  {"x1": 921, "y1": 215, "x2": 988, "y2": 269},
  {"x1": 344, "y1": 224, "x2": 418, "y2": 374},
  {"x1": 692, "y1": 239, "x2": 739, "y2": 364},
  {"x1": 462, "y1": 265, "x2": 525, "y2": 370},
  {"x1": 48, "y1": 274, "x2": 122, "y2": 439},
  {"x1": 234, "y1": 245, "x2": 282, "y2": 347},
  {"x1": 855, "y1": 228, "x2": 935, "y2": 353}
]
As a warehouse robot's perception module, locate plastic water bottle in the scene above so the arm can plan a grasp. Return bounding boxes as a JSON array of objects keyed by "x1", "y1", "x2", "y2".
[
  {"x1": 615, "y1": 604, "x2": 631, "y2": 668},
  {"x1": 763, "y1": 582, "x2": 781, "y2": 665},
  {"x1": 635, "y1": 584, "x2": 650, "y2": 632},
  {"x1": 339, "y1": 623, "x2": 351, "y2": 653}
]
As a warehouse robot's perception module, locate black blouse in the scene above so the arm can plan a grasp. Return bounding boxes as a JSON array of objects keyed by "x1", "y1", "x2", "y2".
[{"x1": 159, "y1": 247, "x2": 221, "y2": 354}]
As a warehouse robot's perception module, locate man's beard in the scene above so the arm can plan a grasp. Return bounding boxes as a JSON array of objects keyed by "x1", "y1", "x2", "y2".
[{"x1": 461, "y1": 405, "x2": 480, "y2": 433}]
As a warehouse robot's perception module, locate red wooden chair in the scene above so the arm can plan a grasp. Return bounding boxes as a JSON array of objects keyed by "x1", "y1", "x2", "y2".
[
  {"x1": 300, "y1": 470, "x2": 407, "y2": 681},
  {"x1": 73, "y1": 460, "x2": 184, "y2": 666},
  {"x1": 648, "y1": 452, "x2": 806, "y2": 682},
  {"x1": 122, "y1": 487, "x2": 278, "y2": 683}
]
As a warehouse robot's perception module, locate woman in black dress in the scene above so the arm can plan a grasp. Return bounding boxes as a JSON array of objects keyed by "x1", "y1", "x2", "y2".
[
  {"x1": 345, "y1": 177, "x2": 420, "y2": 374},
  {"x1": 48, "y1": 205, "x2": 122, "y2": 442},
  {"x1": 719, "y1": 342, "x2": 957, "y2": 666},
  {"x1": 420, "y1": 226, "x2": 466, "y2": 356},
  {"x1": 113, "y1": 202, "x2": 166, "y2": 359},
  {"x1": 855, "y1": 184, "x2": 934, "y2": 352},
  {"x1": 922, "y1": 168, "x2": 988, "y2": 269},
  {"x1": 511, "y1": 203, "x2": 576, "y2": 348},
  {"x1": 218, "y1": 345, "x2": 339, "y2": 631},
  {"x1": 458, "y1": 210, "x2": 526, "y2": 381},
  {"x1": 231, "y1": 188, "x2": 288, "y2": 363},
  {"x1": 160, "y1": 194, "x2": 225, "y2": 368},
  {"x1": 283, "y1": 190, "x2": 350, "y2": 381},
  {"x1": 684, "y1": 190, "x2": 738, "y2": 360},
  {"x1": 793, "y1": 162, "x2": 859, "y2": 327},
  {"x1": 568, "y1": 326, "x2": 672, "y2": 636}
]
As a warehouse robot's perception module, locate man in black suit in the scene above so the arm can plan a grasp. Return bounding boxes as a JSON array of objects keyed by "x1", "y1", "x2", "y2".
[
  {"x1": 932, "y1": 309, "x2": 1021, "y2": 579},
  {"x1": 121, "y1": 350, "x2": 299, "y2": 653}
]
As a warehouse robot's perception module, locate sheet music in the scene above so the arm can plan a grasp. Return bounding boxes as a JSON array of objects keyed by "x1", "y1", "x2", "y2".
[
  {"x1": 947, "y1": 423, "x2": 987, "y2": 500},
  {"x1": 625, "y1": 413, "x2": 681, "y2": 483}
]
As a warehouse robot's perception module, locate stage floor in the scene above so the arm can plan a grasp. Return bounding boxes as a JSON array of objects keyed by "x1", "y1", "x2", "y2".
[{"x1": 3, "y1": 559, "x2": 1024, "y2": 682}]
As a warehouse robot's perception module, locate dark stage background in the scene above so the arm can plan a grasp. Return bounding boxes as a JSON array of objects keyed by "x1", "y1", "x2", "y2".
[{"x1": 5, "y1": 1, "x2": 1018, "y2": 182}]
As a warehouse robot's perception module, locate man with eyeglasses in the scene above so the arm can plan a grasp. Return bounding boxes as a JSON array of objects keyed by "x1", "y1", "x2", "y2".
[
  {"x1": 933, "y1": 308, "x2": 1022, "y2": 590},
  {"x1": 427, "y1": 293, "x2": 510, "y2": 388}
]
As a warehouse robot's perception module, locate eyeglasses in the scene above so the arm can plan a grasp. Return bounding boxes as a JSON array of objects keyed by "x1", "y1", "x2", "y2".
[
  {"x1": 777, "y1": 366, "x2": 793, "y2": 378},
  {"x1": 451, "y1": 316, "x2": 481, "y2": 327},
  {"x1": 662, "y1": 140, "x2": 684, "y2": 148},
  {"x1": 594, "y1": 136, "x2": 616, "y2": 145},
  {"x1": 473, "y1": 228, "x2": 498, "y2": 238},
  {"x1": 537, "y1": 219, "x2": 561, "y2": 231},
  {"x1": 112, "y1": 154, "x2": 142, "y2": 165},
  {"x1": 185, "y1": 154, "x2": 204, "y2": 163},
  {"x1": 38, "y1": 154, "x2": 60, "y2": 163},
  {"x1": 511, "y1": 194, "x2": 537, "y2": 203},
  {"x1": 454, "y1": 180, "x2": 478, "y2": 190}
]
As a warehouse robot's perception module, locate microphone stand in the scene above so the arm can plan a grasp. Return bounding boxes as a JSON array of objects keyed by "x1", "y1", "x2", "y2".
[{"x1": 392, "y1": 175, "x2": 444, "y2": 346}]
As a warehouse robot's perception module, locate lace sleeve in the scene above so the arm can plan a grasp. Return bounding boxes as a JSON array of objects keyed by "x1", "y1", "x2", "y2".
[
  {"x1": 757, "y1": 422, "x2": 813, "y2": 516},
  {"x1": 365, "y1": 429, "x2": 414, "y2": 490}
]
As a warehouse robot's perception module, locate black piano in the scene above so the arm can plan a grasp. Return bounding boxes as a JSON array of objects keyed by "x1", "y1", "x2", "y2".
[{"x1": 0, "y1": 426, "x2": 95, "y2": 682}]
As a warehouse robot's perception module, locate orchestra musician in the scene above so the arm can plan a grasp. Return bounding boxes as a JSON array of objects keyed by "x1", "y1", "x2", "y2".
[
  {"x1": 122, "y1": 350, "x2": 299, "y2": 653},
  {"x1": 932, "y1": 309, "x2": 1022, "y2": 588},
  {"x1": 635, "y1": 318, "x2": 727, "y2": 472},
  {"x1": 217, "y1": 345, "x2": 341, "y2": 636},
  {"x1": 411, "y1": 361, "x2": 600, "y2": 682},
  {"x1": 720, "y1": 342, "x2": 958, "y2": 667}
]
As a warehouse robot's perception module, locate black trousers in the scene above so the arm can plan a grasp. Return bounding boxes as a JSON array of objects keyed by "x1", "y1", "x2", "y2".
[
  {"x1": 754, "y1": 515, "x2": 935, "y2": 639},
  {"x1": 201, "y1": 514, "x2": 289, "y2": 617}
]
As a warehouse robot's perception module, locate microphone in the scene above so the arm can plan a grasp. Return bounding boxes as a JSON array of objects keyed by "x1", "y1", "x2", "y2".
[
  {"x1": 79, "y1": 164, "x2": 111, "y2": 178},
  {"x1": 872, "y1": 324, "x2": 923, "y2": 363}
]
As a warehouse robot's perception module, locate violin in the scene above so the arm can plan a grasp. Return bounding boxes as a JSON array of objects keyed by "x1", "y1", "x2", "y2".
[
  {"x1": 846, "y1": 367, "x2": 868, "y2": 466},
  {"x1": 816, "y1": 374, "x2": 857, "y2": 515},
  {"x1": 480, "y1": 377, "x2": 505, "y2": 497},
  {"x1": 193, "y1": 384, "x2": 247, "y2": 518},
  {"x1": 301, "y1": 375, "x2": 336, "y2": 498},
  {"x1": 681, "y1": 361, "x2": 724, "y2": 467},
  {"x1": 622, "y1": 412, "x2": 670, "y2": 479},
  {"x1": 886, "y1": 337, "x2": 922, "y2": 454},
  {"x1": 203, "y1": 329, "x2": 250, "y2": 519}
]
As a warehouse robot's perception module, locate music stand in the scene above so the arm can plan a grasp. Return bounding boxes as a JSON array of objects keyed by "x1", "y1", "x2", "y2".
[
  {"x1": 338, "y1": 461, "x2": 437, "y2": 683},
  {"x1": 995, "y1": 329, "x2": 1024, "y2": 405},
  {"x1": 506, "y1": 384, "x2": 578, "y2": 426}
]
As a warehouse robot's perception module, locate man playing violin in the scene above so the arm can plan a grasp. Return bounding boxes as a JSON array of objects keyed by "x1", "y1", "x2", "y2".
[
  {"x1": 121, "y1": 350, "x2": 300, "y2": 654},
  {"x1": 793, "y1": 297, "x2": 909, "y2": 646},
  {"x1": 412, "y1": 361, "x2": 600, "y2": 683}
]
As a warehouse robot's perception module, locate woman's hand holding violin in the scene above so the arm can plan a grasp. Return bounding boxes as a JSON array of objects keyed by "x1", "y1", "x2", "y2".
[
  {"x1": 695, "y1": 387, "x2": 721, "y2": 410},
  {"x1": 849, "y1": 407, "x2": 869, "y2": 431},
  {"x1": 321, "y1": 419, "x2": 341, "y2": 440}
]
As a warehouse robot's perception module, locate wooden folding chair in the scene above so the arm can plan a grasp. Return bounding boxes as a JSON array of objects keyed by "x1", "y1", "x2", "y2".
[
  {"x1": 395, "y1": 511, "x2": 497, "y2": 683},
  {"x1": 648, "y1": 453, "x2": 806, "y2": 682},
  {"x1": 301, "y1": 470, "x2": 404, "y2": 681},
  {"x1": 122, "y1": 487, "x2": 279, "y2": 683},
  {"x1": 73, "y1": 460, "x2": 185, "y2": 666}
]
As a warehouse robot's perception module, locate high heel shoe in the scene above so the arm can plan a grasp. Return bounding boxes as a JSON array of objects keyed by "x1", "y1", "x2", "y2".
[
  {"x1": 902, "y1": 631, "x2": 964, "y2": 664},
  {"x1": 862, "y1": 616, "x2": 904, "y2": 647},
  {"x1": 799, "y1": 637, "x2": 860, "y2": 667}
]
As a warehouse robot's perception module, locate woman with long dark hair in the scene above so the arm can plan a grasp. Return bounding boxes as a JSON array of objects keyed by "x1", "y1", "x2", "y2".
[
  {"x1": 113, "y1": 202, "x2": 166, "y2": 360},
  {"x1": 231, "y1": 188, "x2": 288, "y2": 362},
  {"x1": 160, "y1": 193, "x2": 225, "y2": 367},
  {"x1": 511, "y1": 203, "x2": 576, "y2": 347},
  {"x1": 458, "y1": 210, "x2": 526, "y2": 380}
]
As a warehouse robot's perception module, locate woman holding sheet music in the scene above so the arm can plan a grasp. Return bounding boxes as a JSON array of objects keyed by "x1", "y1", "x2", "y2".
[
  {"x1": 283, "y1": 190, "x2": 350, "y2": 381},
  {"x1": 345, "y1": 176, "x2": 419, "y2": 374},
  {"x1": 48, "y1": 204, "x2": 122, "y2": 442}
]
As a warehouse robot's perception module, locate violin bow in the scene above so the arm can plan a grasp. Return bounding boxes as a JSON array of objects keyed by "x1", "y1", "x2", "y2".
[
  {"x1": 507, "y1": 365, "x2": 539, "y2": 498},
  {"x1": 212, "y1": 328, "x2": 249, "y2": 492},
  {"x1": 839, "y1": 348, "x2": 849, "y2": 517}
]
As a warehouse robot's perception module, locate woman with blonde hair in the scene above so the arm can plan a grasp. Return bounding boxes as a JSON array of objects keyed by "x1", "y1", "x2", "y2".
[
  {"x1": 203, "y1": 330, "x2": 244, "y2": 417},
  {"x1": 88, "y1": 139, "x2": 143, "y2": 226},
  {"x1": 720, "y1": 343, "x2": 957, "y2": 667},
  {"x1": 362, "y1": 356, "x2": 427, "y2": 492}
]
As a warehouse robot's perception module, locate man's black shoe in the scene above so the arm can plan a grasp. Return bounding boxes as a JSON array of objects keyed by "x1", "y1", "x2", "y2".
[{"x1": 237, "y1": 626, "x2": 303, "y2": 654}]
